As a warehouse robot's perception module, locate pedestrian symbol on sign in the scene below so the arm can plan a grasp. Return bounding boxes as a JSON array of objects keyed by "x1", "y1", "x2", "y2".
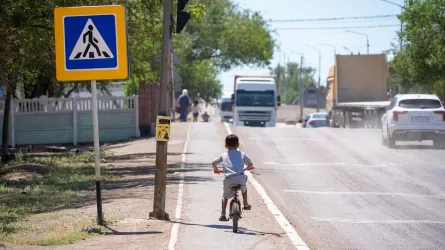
[{"x1": 69, "y1": 19, "x2": 114, "y2": 60}]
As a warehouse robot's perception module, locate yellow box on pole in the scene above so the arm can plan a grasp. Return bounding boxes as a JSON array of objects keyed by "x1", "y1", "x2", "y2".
[{"x1": 156, "y1": 116, "x2": 171, "y2": 141}]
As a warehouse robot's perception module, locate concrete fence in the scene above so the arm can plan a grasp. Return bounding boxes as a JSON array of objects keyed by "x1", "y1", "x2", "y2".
[{"x1": 0, "y1": 95, "x2": 139, "y2": 147}]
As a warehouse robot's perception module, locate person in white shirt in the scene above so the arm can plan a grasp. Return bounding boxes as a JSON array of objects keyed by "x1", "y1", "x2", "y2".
[{"x1": 191, "y1": 100, "x2": 201, "y2": 122}]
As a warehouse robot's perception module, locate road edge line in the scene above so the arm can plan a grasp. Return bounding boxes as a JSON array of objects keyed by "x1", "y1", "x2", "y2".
[
  {"x1": 168, "y1": 124, "x2": 191, "y2": 250},
  {"x1": 224, "y1": 122, "x2": 310, "y2": 250}
]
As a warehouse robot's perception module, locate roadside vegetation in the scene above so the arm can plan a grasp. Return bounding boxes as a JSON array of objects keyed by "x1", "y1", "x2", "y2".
[{"x1": 0, "y1": 151, "x2": 114, "y2": 246}]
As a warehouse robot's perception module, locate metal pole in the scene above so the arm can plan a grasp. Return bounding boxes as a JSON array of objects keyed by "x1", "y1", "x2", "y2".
[
  {"x1": 285, "y1": 55, "x2": 289, "y2": 104},
  {"x1": 317, "y1": 53, "x2": 321, "y2": 112},
  {"x1": 299, "y1": 56, "x2": 304, "y2": 121},
  {"x1": 399, "y1": 7, "x2": 403, "y2": 50},
  {"x1": 367, "y1": 36, "x2": 370, "y2": 54},
  {"x1": 170, "y1": 51, "x2": 175, "y2": 122},
  {"x1": 150, "y1": 0, "x2": 172, "y2": 220},
  {"x1": 91, "y1": 80, "x2": 103, "y2": 225}
]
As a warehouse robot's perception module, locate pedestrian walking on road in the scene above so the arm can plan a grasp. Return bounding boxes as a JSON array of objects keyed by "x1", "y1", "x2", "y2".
[
  {"x1": 177, "y1": 89, "x2": 192, "y2": 122},
  {"x1": 212, "y1": 134, "x2": 254, "y2": 222},
  {"x1": 191, "y1": 100, "x2": 201, "y2": 122}
]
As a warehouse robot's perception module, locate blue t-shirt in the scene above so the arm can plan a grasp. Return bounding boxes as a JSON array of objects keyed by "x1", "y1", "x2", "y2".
[{"x1": 212, "y1": 149, "x2": 252, "y2": 177}]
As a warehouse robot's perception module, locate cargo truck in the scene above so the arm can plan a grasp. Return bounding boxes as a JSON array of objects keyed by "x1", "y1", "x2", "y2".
[
  {"x1": 231, "y1": 75, "x2": 281, "y2": 127},
  {"x1": 326, "y1": 54, "x2": 391, "y2": 128}
]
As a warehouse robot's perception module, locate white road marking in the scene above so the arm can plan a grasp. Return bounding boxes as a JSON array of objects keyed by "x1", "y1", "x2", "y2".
[
  {"x1": 263, "y1": 162, "x2": 346, "y2": 166},
  {"x1": 311, "y1": 217, "x2": 445, "y2": 224},
  {"x1": 264, "y1": 162, "x2": 401, "y2": 168},
  {"x1": 249, "y1": 137, "x2": 318, "y2": 141},
  {"x1": 284, "y1": 190, "x2": 445, "y2": 198},
  {"x1": 224, "y1": 122, "x2": 310, "y2": 250},
  {"x1": 168, "y1": 124, "x2": 191, "y2": 250}
]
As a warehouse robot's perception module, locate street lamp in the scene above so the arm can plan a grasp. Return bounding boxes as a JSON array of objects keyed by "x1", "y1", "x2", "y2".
[
  {"x1": 380, "y1": 0, "x2": 405, "y2": 50},
  {"x1": 345, "y1": 30, "x2": 369, "y2": 54},
  {"x1": 344, "y1": 46, "x2": 353, "y2": 55},
  {"x1": 305, "y1": 44, "x2": 321, "y2": 112},
  {"x1": 317, "y1": 43, "x2": 337, "y2": 56},
  {"x1": 291, "y1": 51, "x2": 305, "y2": 120}
]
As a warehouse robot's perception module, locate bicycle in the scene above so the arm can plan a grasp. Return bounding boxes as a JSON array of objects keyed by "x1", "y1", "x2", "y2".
[
  {"x1": 229, "y1": 183, "x2": 243, "y2": 233},
  {"x1": 213, "y1": 167, "x2": 254, "y2": 233}
]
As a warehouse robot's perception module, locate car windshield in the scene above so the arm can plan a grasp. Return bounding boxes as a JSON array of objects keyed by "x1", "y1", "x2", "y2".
[
  {"x1": 312, "y1": 114, "x2": 327, "y2": 119},
  {"x1": 398, "y1": 99, "x2": 442, "y2": 109},
  {"x1": 220, "y1": 101, "x2": 232, "y2": 111},
  {"x1": 235, "y1": 90, "x2": 275, "y2": 107}
]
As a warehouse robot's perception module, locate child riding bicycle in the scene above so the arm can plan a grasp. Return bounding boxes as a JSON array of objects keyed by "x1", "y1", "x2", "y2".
[{"x1": 212, "y1": 134, "x2": 254, "y2": 221}]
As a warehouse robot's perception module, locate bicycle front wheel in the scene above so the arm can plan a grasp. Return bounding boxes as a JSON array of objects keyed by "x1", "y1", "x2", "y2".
[{"x1": 232, "y1": 202, "x2": 240, "y2": 233}]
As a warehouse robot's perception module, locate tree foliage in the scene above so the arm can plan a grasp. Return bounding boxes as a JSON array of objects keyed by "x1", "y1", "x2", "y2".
[
  {"x1": 391, "y1": 0, "x2": 445, "y2": 97},
  {"x1": 126, "y1": 0, "x2": 276, "y2": 102},
  {"x1": 270, "y1": 63, "x2": 316, "y2": 104}
]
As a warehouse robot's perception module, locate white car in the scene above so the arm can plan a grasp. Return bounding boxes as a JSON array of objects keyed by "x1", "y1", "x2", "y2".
[
  {"x1": 381, "y1": 94, "x2": 445, "y2": 148},
  {"x1": 304, "y1": 112, "x2": 328, "y2": 128}
]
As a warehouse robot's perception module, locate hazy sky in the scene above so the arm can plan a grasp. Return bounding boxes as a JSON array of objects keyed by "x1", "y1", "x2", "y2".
[{"x1": 217, "y1": 0, "x2": 404, "y2": 98}]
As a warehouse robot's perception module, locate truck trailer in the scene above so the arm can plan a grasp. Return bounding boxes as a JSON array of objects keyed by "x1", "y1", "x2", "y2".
[
  {"x1": 231, "y1": 75, "x2": 281, "y2": 127},
  {"x1": 326, "y1": 54, "x2": 391, "y2": 129}
]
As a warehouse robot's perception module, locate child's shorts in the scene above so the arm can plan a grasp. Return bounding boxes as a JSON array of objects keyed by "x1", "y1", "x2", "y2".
[
  {"x1": 193, "y1": 112, "x2": 199, "y2": 117},
  {"x1": 223, "y1": 174, "x2": 248, "y2": 199}
]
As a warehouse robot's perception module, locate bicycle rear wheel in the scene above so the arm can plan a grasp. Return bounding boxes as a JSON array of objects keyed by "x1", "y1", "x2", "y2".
[{"x1": 232, "y1": 202, "x2": 240, "y2": 233}]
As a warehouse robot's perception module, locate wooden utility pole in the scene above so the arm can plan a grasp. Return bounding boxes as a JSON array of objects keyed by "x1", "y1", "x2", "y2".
[{"x1": 150, "y1": 0, "x2": 173, "y2": 220}]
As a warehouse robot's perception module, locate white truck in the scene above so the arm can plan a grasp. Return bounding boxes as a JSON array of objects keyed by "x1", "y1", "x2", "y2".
[
  {"x1": 231, "y1": 75, "x2": 281, "y2": 127},
  {"x1": 326, "y1": 54, "x2": 391, "y2": 128}
]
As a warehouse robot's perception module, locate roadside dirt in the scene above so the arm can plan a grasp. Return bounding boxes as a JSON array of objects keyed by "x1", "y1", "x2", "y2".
[{"x1": 3, "y1": 123, "x2": 190, "y2": 250}]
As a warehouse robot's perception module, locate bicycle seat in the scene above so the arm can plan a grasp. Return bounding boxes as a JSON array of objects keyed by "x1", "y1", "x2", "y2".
[{"x1": 230, "y1": 184, "x2": 242, "y2": 191}]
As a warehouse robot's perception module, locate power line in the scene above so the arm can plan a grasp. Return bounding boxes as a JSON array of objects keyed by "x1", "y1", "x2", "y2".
[
  {"x1": 276, "y1": 24, "x2": 399, "y2": 30},
  {"x1": 270, "y1": 14, "x2": 397, "y2": 23}
]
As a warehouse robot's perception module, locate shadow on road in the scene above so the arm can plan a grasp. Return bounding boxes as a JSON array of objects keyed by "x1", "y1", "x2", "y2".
[
  {"x1": 171, "y1": 221, "x2": 285, "y2": 237},
  {"x1": 104, "y1": 225, "x2": 162, "y2": 236}
]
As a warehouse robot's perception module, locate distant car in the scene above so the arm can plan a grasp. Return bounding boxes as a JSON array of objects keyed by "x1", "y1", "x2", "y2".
[
  {"x1": 219, "y1": 98, "x2": 233, "y2": 122},
  {"x1": 381, "y1": 94, "x2": 445, "y2": 148},
  {"x1": 302, "y1": 112, "x2": 328, "y2": 128}
]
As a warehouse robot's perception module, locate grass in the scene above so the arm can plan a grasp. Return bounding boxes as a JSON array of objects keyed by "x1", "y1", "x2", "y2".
[{"x1": 0, "y1": 151, "x2": 115, "y2": 245}]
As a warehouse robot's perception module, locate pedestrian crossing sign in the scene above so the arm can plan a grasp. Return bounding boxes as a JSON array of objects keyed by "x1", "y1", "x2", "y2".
[
  {"x1": 54, "y1": 5, "x2": 129, "y2": 81},
  {"x1": 156, "y1": 116, "x2": 171, "y2": 142}
]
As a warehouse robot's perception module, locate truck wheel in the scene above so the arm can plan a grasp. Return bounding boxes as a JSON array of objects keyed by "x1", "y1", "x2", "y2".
[
  {"x1": 345, "y1": 112, "x2": 351, "y2": 128},
  {"x1": 339, "y1": 113, "x2": 345, "y2": 128},
  {"x1": 433, "y1": 139, "x2": 445, "y2": 149},
  {"x1": 363, "y1": 111, "x2": 368, "y2": 128},
  {"x1": 372, "y1": 111, "x2": 379, "y2": 128}
]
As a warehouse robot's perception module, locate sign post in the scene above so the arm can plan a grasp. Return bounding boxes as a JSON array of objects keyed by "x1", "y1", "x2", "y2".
[{"x1": 54, "y1": 5, "x2": 129, "y2": 225}]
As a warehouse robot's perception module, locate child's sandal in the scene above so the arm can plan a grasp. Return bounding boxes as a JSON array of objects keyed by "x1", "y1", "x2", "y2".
[
  {"x1": 219, "y1": 215, "x2": 229, "y2": 221},
  {"x1": 243, "y1": 205, "x2": 252, "y2": 210}
]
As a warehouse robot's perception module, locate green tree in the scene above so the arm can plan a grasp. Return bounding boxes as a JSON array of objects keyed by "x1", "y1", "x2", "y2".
[
  {"x1": 391, "y1": 0, "x2": 445, "y2": 97},
  {"x1": 271, "y1": 62, "x2": 316, "y2": 104},
  {"x1": 0, "y1": 0, "x2": 166, "y2": 163},
  {"x1": 170, "y1": 0, "x2": 275, "y2": 101}
]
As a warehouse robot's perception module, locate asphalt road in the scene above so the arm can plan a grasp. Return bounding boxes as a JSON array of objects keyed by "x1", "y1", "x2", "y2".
[{"x1": 231, "y1": 126, "x2": 445, "y2": 250}]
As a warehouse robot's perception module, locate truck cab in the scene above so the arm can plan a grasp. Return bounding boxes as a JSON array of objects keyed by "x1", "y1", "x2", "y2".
[{"x1": 231, "y1": 76, "x2": 280, "y2": 127}]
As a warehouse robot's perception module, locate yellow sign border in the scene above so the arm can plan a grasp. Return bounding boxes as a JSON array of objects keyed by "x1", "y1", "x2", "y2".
[
  {"x1": 54, "y1": 5, "x2": 129, "y2": 81},
  {"x1": 156, "y1": 116, "x2": 171, "y2": 142}
]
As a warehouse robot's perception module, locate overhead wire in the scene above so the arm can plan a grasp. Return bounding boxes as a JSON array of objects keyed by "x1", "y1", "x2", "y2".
[
  {"x1": 269, "y1": 14, "x2": 398, "y2": 23},
  {"x1": 276, "y1": 24, "x2": 399, "y2": 30}
]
